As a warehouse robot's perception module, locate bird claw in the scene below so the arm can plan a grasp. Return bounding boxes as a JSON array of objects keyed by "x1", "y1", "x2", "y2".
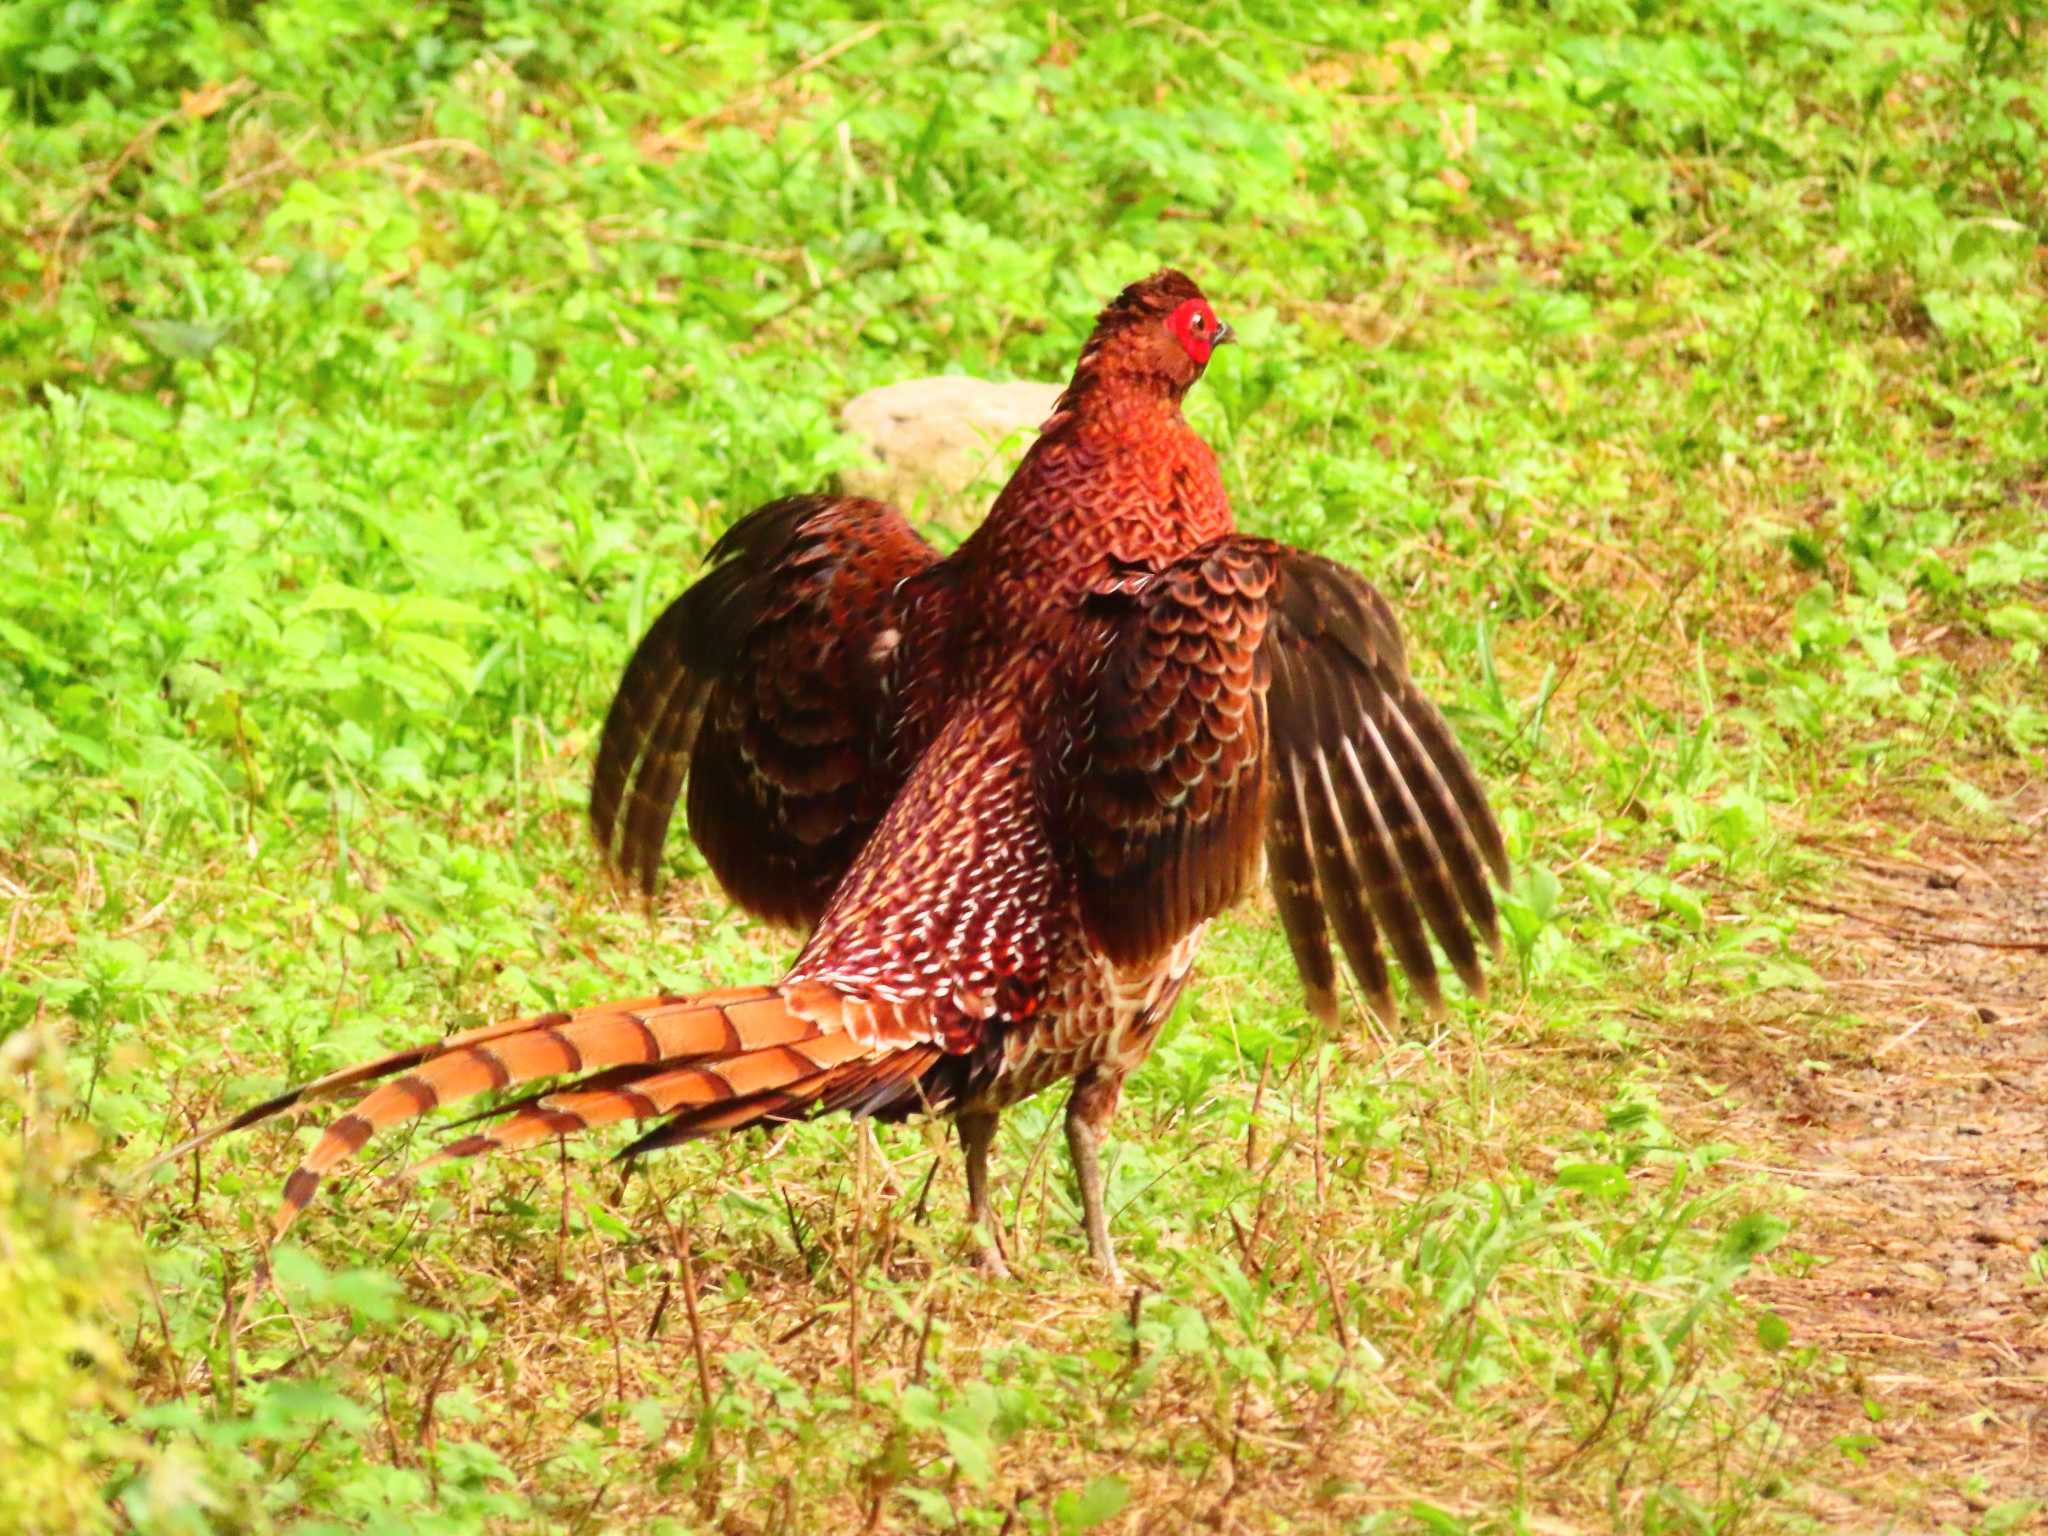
[
  {"x1": 967, "y1": 1229, "x2": 1013, "y2": 1280},
  {"x1": 964, "y1": 1204, "x2": 1014, "y2": 1280},
  {"x1": 1085, "y1": 1233, "x2": 1123, "y2": 1288}
]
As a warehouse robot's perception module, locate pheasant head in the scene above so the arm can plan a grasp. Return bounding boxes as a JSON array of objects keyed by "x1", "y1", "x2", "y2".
[{"x1": 1066, "y1": 269, "x2": 1234, "y2": 404}]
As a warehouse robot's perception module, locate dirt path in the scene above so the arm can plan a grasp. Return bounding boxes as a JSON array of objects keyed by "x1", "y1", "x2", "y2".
[{"x1": 1720, "y1": 816, "x2": 2048, "y2": 1528}]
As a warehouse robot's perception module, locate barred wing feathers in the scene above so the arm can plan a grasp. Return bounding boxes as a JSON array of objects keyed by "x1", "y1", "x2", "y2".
[
  {"x1": 591, "y1": 495, "x2": 956, "y2": 926},
  {"x1": 1043, "y1": 537, "x2": 1508, "y2": 1024}
]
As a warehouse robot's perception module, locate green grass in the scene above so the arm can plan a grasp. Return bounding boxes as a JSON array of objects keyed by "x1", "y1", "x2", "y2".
[{"x1": 3, "y1": 0, "x2": 2044, "y2": 1530}]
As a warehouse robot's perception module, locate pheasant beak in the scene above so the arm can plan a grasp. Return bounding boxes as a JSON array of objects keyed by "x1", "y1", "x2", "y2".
[{"x1": 1212, "y1": 319, "x2": 1236, "y2": 348}]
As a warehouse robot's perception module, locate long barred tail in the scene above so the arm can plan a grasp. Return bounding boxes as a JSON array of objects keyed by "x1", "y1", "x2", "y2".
[
  {"x1": 421, "y1": 1036, "x2": 944, "y2": 1168},
  {"x1": 155, "y1": 986, "x2": 922, "y2": 1240}
]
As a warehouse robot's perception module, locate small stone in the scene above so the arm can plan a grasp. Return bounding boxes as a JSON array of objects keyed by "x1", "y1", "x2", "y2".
[{"x1": 841, "y1": 376, "x2": 1064, "y2": 513}]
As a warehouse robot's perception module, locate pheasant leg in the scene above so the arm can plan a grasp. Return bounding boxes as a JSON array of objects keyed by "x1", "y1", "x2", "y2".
[
  {"x1": 1065, "y1": 1071, "x2": 1125, "y2": 1285},
  {"x1": 956, "y1": 1108, "x2": 1011, "y2": 1278}
]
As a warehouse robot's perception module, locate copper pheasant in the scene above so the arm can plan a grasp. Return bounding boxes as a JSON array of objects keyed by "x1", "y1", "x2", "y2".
[{"x1": 170, "y1": 271, "x2": 1509, "y2": 1281}]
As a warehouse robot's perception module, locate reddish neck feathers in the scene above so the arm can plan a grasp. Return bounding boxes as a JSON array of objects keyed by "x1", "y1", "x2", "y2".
[
  {"x1": 949, "y1": 273, "x2": 1233, "y2": 654},
  {"x1": 955, "y1": 357, "x2": 1232, "y2": 650},
  {"x1": 1045, "y1": 316, "x2": 1197, "y2": 428}
]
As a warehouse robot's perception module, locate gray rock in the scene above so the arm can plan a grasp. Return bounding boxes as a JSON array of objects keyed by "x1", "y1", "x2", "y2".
[{"x1": 840, "y1": 376, "x2": 1063, "y2": 514}]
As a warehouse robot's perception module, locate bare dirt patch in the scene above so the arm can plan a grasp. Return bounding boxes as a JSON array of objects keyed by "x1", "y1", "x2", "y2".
[{"x1": 1722, "y1": 812, "x2": 2048, "y2": 1528}]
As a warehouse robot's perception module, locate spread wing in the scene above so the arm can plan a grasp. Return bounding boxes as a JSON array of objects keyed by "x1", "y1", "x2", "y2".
[
  {"x1": 591, "y1": 495, "x2": 957, "y2": 928},
  {"x1": 1040, "y1": 537, "x2": 1509, "y2": 1024}
]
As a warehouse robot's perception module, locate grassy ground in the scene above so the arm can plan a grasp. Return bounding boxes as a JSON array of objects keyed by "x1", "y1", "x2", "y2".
[{"x1": 3, "y1": 1, "x2": 2045, "y2": 1531}]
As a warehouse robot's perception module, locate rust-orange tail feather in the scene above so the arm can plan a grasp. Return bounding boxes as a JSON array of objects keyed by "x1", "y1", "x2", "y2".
[
  {"x1": 139, "y1": 995, "x2": 686, "y2": 1178},
  {"x1": 423, "y1": 1038, "x2": 945, "y2": 1167},
  {"x1": 155, "y1": 985, "x2": 913, "y2": 1240}
]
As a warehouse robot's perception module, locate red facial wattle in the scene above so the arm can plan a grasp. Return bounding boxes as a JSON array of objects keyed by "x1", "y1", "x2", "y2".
[{"x1": 1166, "y1": 298, "x2": 1233, "y2": 365}]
